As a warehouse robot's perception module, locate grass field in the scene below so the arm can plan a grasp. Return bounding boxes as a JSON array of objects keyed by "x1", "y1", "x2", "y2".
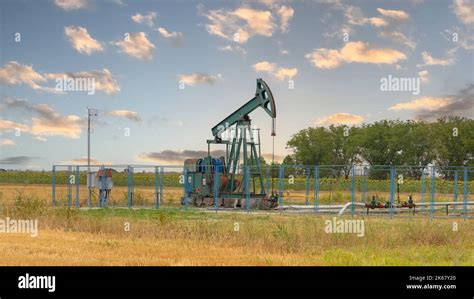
[
  {"x1": 1, "y1": 206, "x2": 473, "y2": 266},
  {"x1": 0, "y1": 184, "x2": 473, "y2": 266}
]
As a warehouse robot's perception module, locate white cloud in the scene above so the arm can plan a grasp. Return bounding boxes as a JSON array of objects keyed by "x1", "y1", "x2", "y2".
[
  {"x1": 345, "y1": 6, "x2": 389, "y2": 27},
  {"x1": 0, "y1": 119, "x2": 29, "y2": 133},
  {"x1": 275, "y1": 68, "x2": 298, "y2": 81},
  {"x1": 156, "y1": 27, "x2": 183, "y2": 45},
  {"x1": 452, "y1": 0, "x2": 474, "y2": 25},
  {"x1": 34, "y1": 136, "x2": 47, "y2": 142},
  {"x1": 367, "y1": 17, "x2": 388, "y2": 27},
  {"x1": 30, "y1": 114, "x2": 83, "y2": 139},
  {"x1": 131, "y1": 12, "x2": 157, "y2": 27},
  {"x1": 418, "y1": 51, "x2": 455, "y2": 66},
  {"x1": 418, "y1": 70, "x2": 429, "y2": 83},
  {"x1": 114, "y1": 32, "x2": 155, "y2": 60},
  {"x1": 376, "y1": 8, "x2": 409, "y2": 21},
  {"x1": 389, "y1": 97, "x2": 452, "y2": 111},
  {"x1": 178, "y1": 73, "x2": 222, "y2": 86},
  {"x1": 379, "y1": 31, "x2": 416, "y2": 50},
  {"x1": 107, "y1": 110, "x2": 141, "y2": 122},
  {"x1": 0, "y1": 61, "x2": 54, "y2": 93},
  {"x1": 277, "y1": 5, "x2": 294, "y2": 32},
  {"x1": 54, "y1": 0, "x2": 88, "y2": 11},
  {"x1": 253, "y1": 61, "x2": 276, "y2": 72},
  {"x1": 201, "y1": 6, "x2": 276, "y2": 44},
  {"x1": 218, "y1": 45, "x2": 247, "y2": 55},
  {"x1": 0, "y1": 139, "x2": 16, "y2": 146},
  {"x1": 253, "y1": 61, "x2": 297, "y2": 81},
  {"x1": 321, "y1": 3, "x2": 409, "y2": 40},
  {"x1": 45, "y1": 69, "x2": 120, "y2": 95},
  {"x1": 64, "y1": 26, "x2": 104, "y2": 55},
  {"x1": 0, "y1": 61, "x2": 119, "y2": 95},
  {"x1": 315, "y1": 113, "x2": 364, "y2": 125},
  {"x1": 0, "y1": 98, "x2": 85, "y2": 139},
  {"x1": 305, "y1": 42, "x2": 406, "y2": 69}
]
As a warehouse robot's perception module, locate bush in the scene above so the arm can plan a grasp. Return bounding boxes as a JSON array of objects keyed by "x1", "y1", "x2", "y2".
[{"x1": 13, "y1": 191, "x2": 46, "y2": 218}]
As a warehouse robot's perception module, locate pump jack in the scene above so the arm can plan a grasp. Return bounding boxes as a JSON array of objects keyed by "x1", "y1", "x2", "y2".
[{"x1": 183, "y1": 78, "x2": 278, "y2": 209}]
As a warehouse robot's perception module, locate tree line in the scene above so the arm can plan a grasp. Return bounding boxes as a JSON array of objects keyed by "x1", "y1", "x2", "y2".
[{"x1": 281, "y1": 116, "x2": 474, "y2": 179}]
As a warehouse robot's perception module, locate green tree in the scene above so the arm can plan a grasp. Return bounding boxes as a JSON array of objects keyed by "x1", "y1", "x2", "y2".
[
  {"x1": 357, "y1": 120, "x2": 406, "y2": 166},
  {"x1": 286, "y1": 127, "x2": 333, "y2": 165},
  {"x1": 433, "y1": 116, "x2": 474, "y2": 178},
  {"x1": 396, "y1": 121, "x2": 436, "y2": 178},
  {"x1": 328, "y1": 125, "x2": 360, "y2": 178}
]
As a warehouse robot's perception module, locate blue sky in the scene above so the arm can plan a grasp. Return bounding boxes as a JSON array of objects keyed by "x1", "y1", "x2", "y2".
[{"x1": 0, "y1": 0, "x2": 473, "y2": 169}]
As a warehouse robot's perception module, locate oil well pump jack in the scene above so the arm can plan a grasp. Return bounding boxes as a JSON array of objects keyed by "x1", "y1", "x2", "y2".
[{"x1": 183, "y1": 78, "x2": 278, "y2": 209}]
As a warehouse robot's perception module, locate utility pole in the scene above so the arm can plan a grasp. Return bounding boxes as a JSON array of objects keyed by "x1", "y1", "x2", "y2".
[{"x1": 87, "y1": 108, "x2": 98, "y2": 206}]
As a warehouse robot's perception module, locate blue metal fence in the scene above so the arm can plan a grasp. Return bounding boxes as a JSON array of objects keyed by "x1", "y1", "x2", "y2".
[{"x1": 49, "y1": 164, "x2": 473, "y2": 218}]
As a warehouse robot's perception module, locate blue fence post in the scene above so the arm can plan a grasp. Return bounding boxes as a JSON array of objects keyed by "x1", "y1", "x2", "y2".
[
  {"x1": 361, "y1": 167, "x2": 367, "y2": 203},
  {"x1": 389, "y1": 166, "x2": 395, "y2": 219},
  {"x1": 305, "y1": 167, "x2": 310, "y2": 206},
  {"x1": 154, "y1": 166, "x2": 159, "y2": 209},
  {"x1": 421, "y1": 172, "x2": 426, "y2": 212},
  {"x1": 67, "y1": 166, "x2": 72, "y2": 207},
  {"x1": 52, "y1": 165, "x2": 56, "y2": 207},
  {"x1": 160, "y1": 166, "x2": 164, "y2": 205},
  {"x1": 75, "y1": 166, "x2": 80, "y2": 208},
  {"x1": 99, "y1": 165, "x2": 105, "y2": 207},
  {"x1": 278, "y1": 165, "x2": 284, "y2": 211},
  {"x1": 430, "y1": 166, "x2": 436, "y2": 219},
  {"x1": 245, "y1": 166, "x2": 250, "y2": 213},
  {"x1": 314, "y1": 166, "x2": 319, "y2": 212},
  {"x1": 183, "y1": 168, "x2": 188, "y2": 209},
  {"x1": 351, "y1": 166, "x2": 356, "y2": 216},
  {"x1": 463, "y1": 166, "x2": 468, "y2": 220},
  {"x1": 453, "y1": 169, "x2": 459, "y2": 212},
  {"x1": 127, "y1": 166, "x2": 133, "y2": 208},
  {"x1": 214, "y1": 168, "x2": 220, "y2": 211}
]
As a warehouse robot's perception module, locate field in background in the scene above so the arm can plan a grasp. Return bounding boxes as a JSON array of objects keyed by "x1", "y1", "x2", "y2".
[
  {"x1": 1, "y1": 169, "x2": 473, "y2": 209},
  {"x1": 2, "y1": 170, "x2": 473, "y2": 193},
  {"x1": 2, "y1": 184, "x2": 473, "y2": 209}
]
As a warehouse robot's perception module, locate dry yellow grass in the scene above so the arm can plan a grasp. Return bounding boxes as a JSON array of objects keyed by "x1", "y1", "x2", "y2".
[
  {"x1": 0, "y1": 184, "x2": 473, "y2": 266},
  {"x1": 0, "y1": 206, "x2": 473, "y2": 266}
]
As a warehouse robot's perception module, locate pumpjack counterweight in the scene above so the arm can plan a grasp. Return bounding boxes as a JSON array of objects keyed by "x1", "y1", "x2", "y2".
[{"x1": 183, "y1": 78, "x2": 278, "y2": 209}]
